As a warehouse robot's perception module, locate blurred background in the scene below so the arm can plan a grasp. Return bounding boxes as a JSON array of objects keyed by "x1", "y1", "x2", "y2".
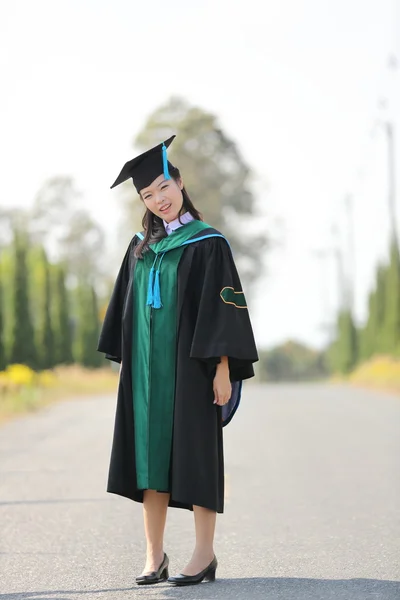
[{"x1": 0, "y1": 0, "x2": 399, "y2": 413}]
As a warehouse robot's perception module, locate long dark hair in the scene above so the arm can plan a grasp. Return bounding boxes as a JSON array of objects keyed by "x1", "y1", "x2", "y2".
[{"x1": 134, "y1": 165, "x2": 202, "y2": 259}]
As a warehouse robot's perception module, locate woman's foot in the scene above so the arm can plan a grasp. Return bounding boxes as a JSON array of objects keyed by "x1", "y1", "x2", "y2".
[
  {"x1": 141, "y1": 551, "x2": 166, "y2": 576},
  {"x1": 181, "y1": 549, "x2": 215, "y2": 576},
  {"x1": 168, "y1": 555, "x2": 217, "y2": 586},
  {"x1": 136, "y1": 552, "x2": 169, "y2": 586}
]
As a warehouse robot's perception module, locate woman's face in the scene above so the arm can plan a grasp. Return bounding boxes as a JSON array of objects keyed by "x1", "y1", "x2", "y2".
[{"x1": 140, "y1": 174, "x2": 184, "y2": 223}]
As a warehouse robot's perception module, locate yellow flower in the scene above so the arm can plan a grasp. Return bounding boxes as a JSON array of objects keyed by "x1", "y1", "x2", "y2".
[{"x1": 6, "y1": 364, "x2": 35, "y2": 386}]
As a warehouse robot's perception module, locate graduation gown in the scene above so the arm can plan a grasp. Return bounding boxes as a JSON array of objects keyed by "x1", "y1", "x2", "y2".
[{"x1": 97, "y1": 224, "x2": 258, "y2": 513}]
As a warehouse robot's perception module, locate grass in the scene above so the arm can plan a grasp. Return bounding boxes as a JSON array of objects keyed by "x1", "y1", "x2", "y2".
[
  {"x1": 348, "y1": 355, "x2": 400, "y2": 395},
  {"x1": 0, "y1": 365, "x2": 119, "y2": 423},
  {"x1": 2, "y1": 355, "x2": 399, "y2": 425}
]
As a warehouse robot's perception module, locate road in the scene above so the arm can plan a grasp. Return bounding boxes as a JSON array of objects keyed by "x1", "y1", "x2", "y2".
[{"x1": 0, "y1": 383, "x2": 399, "y2": 599}]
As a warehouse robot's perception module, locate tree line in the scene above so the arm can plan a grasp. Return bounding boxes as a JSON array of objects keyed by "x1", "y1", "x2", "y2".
[
  {"x1": 257, "y1": 230, "x2": 400, "y2": 381},
  {"x1": 0, "y1": 226, "x2": 103, "y2": 371},
  {"x1": 0, "y1": 176, "x2": 108, "y2": 371},
  {"x1": 329, "y1": 235, "x2": 400, "y2": 374}
]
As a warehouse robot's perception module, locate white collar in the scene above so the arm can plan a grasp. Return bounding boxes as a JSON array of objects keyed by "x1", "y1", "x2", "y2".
[{"x1": 163, "y1": 211, "x2": 195, "y2": 235}]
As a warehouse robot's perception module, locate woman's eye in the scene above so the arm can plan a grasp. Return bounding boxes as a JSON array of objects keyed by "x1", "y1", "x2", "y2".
[
  {"x1": 144, "y1": 195, "x2": 151, "y2": 200},
  {"x1": 161, "y1": 185, "x2": 168, "y2": 190}
]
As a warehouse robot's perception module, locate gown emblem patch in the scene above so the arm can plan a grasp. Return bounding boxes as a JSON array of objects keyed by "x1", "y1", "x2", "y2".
[{"x1": 220, "y1": 286, "x2": 247, "y2": 309}]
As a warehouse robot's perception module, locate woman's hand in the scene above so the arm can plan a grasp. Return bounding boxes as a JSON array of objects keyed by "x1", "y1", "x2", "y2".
[{"x1": 213, "y1": 357, "x2": 231, "y2": 406}]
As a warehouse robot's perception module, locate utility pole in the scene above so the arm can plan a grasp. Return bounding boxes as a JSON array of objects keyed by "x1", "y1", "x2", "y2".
[
  {"x1": 344, "y1": 194, "x2": 355, "y2": 312},
  {"x1": 331, "y1": 223, "x2": 345, "y2": 315},
  {"x1": 379, "y1": 54, "x2": 398, "y2": 246},
  {"x1": 385, "y1": 121, "x2": 397, "y2": 245},
  {"x1": 312, "y1": 223, "x2": 346, "y2": 348}
]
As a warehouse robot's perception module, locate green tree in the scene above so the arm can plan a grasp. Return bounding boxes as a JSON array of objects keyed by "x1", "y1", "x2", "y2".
[
  {"x1": 58, "y1": 210, "x2": 105, "y2": 282},
  {"x1": 331, "y1": 309, "x2": 358, "y2": 374},
  {"x1": 88, "y1": 285, "x2": 102, "y2": 368},
  {"x1": 75, "y1": 282, "x2": 102, "y2": 368},
  {"x1": 38, "y1": 248, "x2": 55, "y2": 369},
  {"x1": 0, "y1": 276, "x2": 5, "y2": 370},
  {"x1": 30, "y1": 176, "x2": 80, "y2": 252},
  {"x1": 122, "y1": 97, "x2": 268, "y2": 292},
  {"x1": 382, "y1": 239, "x2": 400, "y2": 354},
  {"x1": 54, "y1": 264, "x2": 74, "y2": 365},
  {"x1": 31, "y1": 176, "x2": 106, "y2": 282},
  {"x1": 9, "y1": 229, "x2": 37, "y2": 368},
  {"x1": 0, "y1": 247, "x2": 14, "y2": 364},
  {"x1": 258, "y1": 340, "x2": 329, "y2": 382},
  {"x1": 0, "y1": 210, "x2": 11, "y2": 368},
  {"x1": 359, "y1": 265, "x2": 386, "y2": 360}
]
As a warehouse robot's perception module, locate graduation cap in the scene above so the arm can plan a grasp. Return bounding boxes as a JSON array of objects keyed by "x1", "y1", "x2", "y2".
[{"x1": 110, "y1": 135, "x2": 176, "y2": 193}]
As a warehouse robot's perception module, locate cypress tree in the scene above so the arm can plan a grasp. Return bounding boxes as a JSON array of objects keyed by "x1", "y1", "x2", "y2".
[
  {"x1": 359, "y1": 290, "x2": 376, "y2": 361},
  {"x1": 0, "y1": 247, "x2": 14, "y2": 367},
  {"x1": 382, "y1": 239, "x2": 400, "y2": 355},
  {"x1": 75, "y1": 281, "x2": 98, "y2": 367},
  {"x1": 374, "y1": 265, "x2": 387, "y2": 354},
  {"x1": 360, "y1": 265, "x2": 387, "y2": 359},
  {"x1": 88, "y1": 285, "x2": 102, "y2": 368},
  {"x1": 75, "y1": 283, "x2": 103, "y2": 368},
  {"x1": 0, "y1": 277, "x2": 5, "y2": 370},
  {"x1": 38, "y1": 248, "x2": 55, "y2": 369},
  {"x1": 54, "y1": 265, "x2": 74, "y2": 365},
  {"x1": 10, "y1": 230, "x2": 37, "y2": 368},
  {"x1": 334, "y1": 309, "x2": 358, "y2": 374},
  {"x1": 75, "y1": 281, "x2": 87, "y2": 366}
]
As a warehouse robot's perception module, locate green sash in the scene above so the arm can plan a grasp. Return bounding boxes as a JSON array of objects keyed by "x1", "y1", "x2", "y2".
[{"x1": 132, "y1": 220, "x2": 213, "y2": 490}]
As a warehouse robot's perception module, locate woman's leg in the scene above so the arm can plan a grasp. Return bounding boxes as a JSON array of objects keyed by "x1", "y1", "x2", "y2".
[
  {"x1": 141, "y1": 490, "x2": 170, "y2": 574},
  {"x1": 181, "y1": 505, "x2": 216, "y2": 575}
]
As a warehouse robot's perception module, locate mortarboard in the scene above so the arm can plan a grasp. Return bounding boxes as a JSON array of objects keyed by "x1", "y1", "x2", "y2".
[{"x1": 110, "y1": 135, "x2": 176, "y2": 193}]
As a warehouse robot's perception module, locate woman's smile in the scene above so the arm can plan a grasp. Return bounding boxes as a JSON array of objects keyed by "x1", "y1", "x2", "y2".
[{"x1": 159, "y1": 203, "x2": 172, "y2": 214}]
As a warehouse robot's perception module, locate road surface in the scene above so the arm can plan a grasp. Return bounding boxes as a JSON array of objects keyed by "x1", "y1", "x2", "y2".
[{"x1": 0, "y1": 383, "x2": 399, "y2": 599}]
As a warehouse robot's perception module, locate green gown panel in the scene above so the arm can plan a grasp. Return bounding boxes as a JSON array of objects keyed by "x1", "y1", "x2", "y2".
[{"x1": 132, "y1": 220, "x2": 212, "y2": 491}]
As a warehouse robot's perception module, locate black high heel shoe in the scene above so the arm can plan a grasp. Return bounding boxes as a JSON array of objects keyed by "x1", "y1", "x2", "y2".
[
  {"x1": 167, "y1": 556, "x2": 218, "y2": 586},
  {"x1": 135, "y1": 553, "x2": 169, "y2": 586}
]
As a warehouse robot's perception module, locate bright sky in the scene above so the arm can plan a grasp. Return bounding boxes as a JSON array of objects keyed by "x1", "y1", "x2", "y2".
[{"x1": 1, "y1": 0, "x2": 399, "y2": 350}]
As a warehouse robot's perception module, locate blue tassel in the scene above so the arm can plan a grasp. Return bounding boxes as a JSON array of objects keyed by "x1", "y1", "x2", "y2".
[
  {"x1": 146, "y1": 267, "x2": 154, "y2": 306},
  {"x1": 152, "y1": 270, "x2": 163, "y2": 308},
  {"x1": 162, "y1": 143, "x2": 171, "y2": 180}
]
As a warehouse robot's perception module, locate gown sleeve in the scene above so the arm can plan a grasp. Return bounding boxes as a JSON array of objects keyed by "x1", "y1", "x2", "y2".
[
  {"x1": 97, "y1": 237, "x2": 135, "y2": 364},
  {"x1": 190, "y1": 236, "x2": 258, "y2": 382}
]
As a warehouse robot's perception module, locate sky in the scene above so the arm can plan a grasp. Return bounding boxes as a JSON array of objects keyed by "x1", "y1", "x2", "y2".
[{"x1": 1, "y1": 0, "x2": 399, "y2": 350}]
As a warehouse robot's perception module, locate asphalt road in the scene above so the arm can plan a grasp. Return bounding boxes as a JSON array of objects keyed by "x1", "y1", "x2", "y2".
[{"x1": 0, "y1": 383, "x2": 399, "y2": 600}]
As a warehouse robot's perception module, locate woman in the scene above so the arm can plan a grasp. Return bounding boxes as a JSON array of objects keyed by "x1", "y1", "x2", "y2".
[{"x1": 97, "y1": 135, "x2": 258, "y2": 587}]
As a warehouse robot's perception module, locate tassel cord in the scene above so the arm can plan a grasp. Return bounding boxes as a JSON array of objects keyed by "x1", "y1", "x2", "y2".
[
  {"x1": 152, "y1": 252, "x2": 166, "y2": 309},
  {"x1": 162, "y1": 143, "x2": 171, "y2": 180},
  {"x1": 146, "y1": 254, "x2": 159, "y2": 306}
]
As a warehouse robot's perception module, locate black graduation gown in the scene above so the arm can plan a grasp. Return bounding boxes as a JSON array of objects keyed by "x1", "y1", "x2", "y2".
[{"x1": 97, "y1": 228, "x2": 258, "y2": 513}]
